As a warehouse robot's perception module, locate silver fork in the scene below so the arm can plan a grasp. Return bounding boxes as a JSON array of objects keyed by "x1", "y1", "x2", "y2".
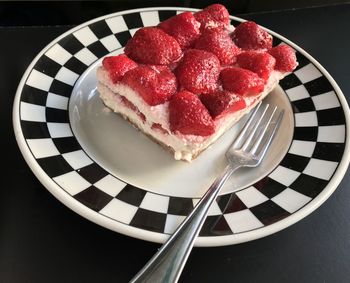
[{"x1": 130, "y1": 102, "x2": 284, "y2": 283}]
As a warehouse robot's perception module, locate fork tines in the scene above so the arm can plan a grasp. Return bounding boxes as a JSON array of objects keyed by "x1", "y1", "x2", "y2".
[{"x1": 232, "y1": 102, "x2": 284, "y2": 159}]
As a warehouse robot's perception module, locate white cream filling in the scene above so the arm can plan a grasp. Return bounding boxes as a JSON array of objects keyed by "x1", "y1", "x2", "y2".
[
  {"x1": 97, "y1": 67, "x2": 284, "y2": 161},
  {"x1": 97, "y1": 84, "x2": 179, "y2": 149},
  {"x1": 97, "y1": 68, "x2": 170, "y2": 128}
]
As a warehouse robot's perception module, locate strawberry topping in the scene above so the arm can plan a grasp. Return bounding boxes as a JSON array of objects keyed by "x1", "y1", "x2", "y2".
[
  {"x1": 122, "y1": 65, "x2": 177, "y2": 106},
  {"x1": 102, "y1": 54, "x2": 137, "y2": 83},
  {"x1": 175, "y1": 49, "x2": 221, "y2": 94},
  {"x1": 231, "y1": 21, "x2": 272, "y2": 50},
  {"x1": 194, "y1": 4, "x2": 230, "y2": 32},
  {"x1": 99, "y1": 5, "x2": 299, "y2": 141},
  {"x1": 124, "y1": 27, "x2": 182, "y2": 65},
  {"x1": 194, "y1": 28, "x2": 241, "y2": 65},
  {"x1": 169, "y1": 90, "x2": 215, "y2": 136},
  {"x1": 220, "y1": 67, "x2": 265, "y2": 96},
  {"x1": 236, "y1": 51, "x2": 276, "y2": 80},
  {"x1": 268, "y1": 45, "x2": 298, "y2": 72},
  {"x1": 158, "y1": 12, "x2": 200, "y2": 49},
  {"x1": 201, "y1": 90, "x2": 246, "y2": 119},
  {"x1": 205, "y1": 4, "x2": 230, "y2": 27}
]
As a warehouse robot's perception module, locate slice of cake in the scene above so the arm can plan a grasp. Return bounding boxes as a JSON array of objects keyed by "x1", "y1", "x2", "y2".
[{"x1": 96, "y1": 4, "x2": 298, "y2": 161}]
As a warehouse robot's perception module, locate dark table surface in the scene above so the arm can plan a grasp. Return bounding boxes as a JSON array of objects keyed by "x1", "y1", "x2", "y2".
[{"x1": 1, "y1": 3, "x2": 350, "y2": 283}]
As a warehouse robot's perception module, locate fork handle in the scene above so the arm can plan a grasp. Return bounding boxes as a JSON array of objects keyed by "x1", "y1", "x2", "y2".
[{"x1": 129, "y1": 164, "x2": 241, "y2": 283}]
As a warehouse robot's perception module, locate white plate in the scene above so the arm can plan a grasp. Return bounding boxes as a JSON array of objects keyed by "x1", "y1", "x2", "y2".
[{"x1": 13, "y1": 7, "x2": 350, "y2": 246}]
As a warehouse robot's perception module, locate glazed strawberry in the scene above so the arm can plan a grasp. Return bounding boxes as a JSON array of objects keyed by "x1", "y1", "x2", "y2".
[
  {"x1": 194, "y1": 4, "x2": 230, "y2": 31},
  {"x1": 148, "y1": 64, "x2": 172, "y2": 73},
  {"x1": 158, "y1": 12, "x2": 200, "y2": 49},
  {"x1": 201, "y1": 90, "x2": 246, "y2": 119},
  {"x1": 194, "y1": 28, "x2": 241, "y2": 65},
  {"x1": 175, "y1": 49, "x2": 220, "y2": 94},
  {"x1": 236, "y1": 51, "x2": 276, "y2": 80},
  {"x1": 206, "y1": 4, "x2": 230, "y2": 27},
  {"x1": 268, "y1": 45, "x2": 298, "y2": 72},
  {"x1": 169, "y1": 90, "x2": 215, "y2": 136},
  {"x1": 122, "y1": 65, "x2": 177, "y2": 106},
  {"x1": 149, "y1": 65, "x2": 179, "y2": 99},
  {"x1": 220, "y1": 67, "x2": 265, "y2": 96},
  {"x1": 193, "y1": 11, "x2": 212, "y2": 31},
  {"x1": 231, "y1": 21, "x2": 272, "y2": 50},
  {"x1": 102, "y1": 54, "x2": 137, "y2": 83},
  {"x1": 124, "y1": 27, "x2": 182, "y2": 65}
]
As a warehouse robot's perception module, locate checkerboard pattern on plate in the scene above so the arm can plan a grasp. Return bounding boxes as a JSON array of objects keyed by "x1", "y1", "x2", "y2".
[{"x1": 18, "y1": 9, "x2": 346, "y2": 237}]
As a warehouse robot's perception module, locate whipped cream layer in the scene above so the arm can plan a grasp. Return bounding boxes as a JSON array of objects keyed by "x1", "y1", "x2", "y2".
[{"x1": 97, "y1": 67, "x2": 284, "y2": 161}]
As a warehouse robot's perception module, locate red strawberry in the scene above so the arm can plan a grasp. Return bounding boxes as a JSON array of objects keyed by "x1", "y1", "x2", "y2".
[
  {"x1": 231, "y1": 21, "x2": 272, "y2": 50},
  {"x1": 236, "y1": 51, "x2": 276, "y2": 80},
  {"x1": 102, "y1": 54, "x2": 137, "y2": 83},
  {"x1": 201, "y1": 90, "x2": 246, "y2": 119},
  {"x1": 194, "y1": 4, "x2": 230, "y2": 32},
  {"x1": 158, "y1": 12, "x2": 200, "y2": 49},
  {"x1": 194, "y1": 28, "x2": 241, "y2": 65},
  {"x1": 206, "y1": 4, "x2": 230, "y2": 26},
  {"x1": 149, "y1": 65, "x2": 179, "y2": 98},
  {"x1": 175, "y1": 49, "x2": 220, "y2": 94},
  {"x1": 169, "y1": 90, "x2": 215, "y2": 136},
  {"x1": 193, "y1": 11, "x2": 212, "y2": 31},
  {"x1": 268, "y1": 45, "x2": 298, "y2": 72},
  {"x1": 122, "y1": 65, "x2": 177, "y2": 106},
  {"x1": 148, "y1": 64, "x2": 171, "y2": 73},
  {"x1": 220, "y1": 67, "x2": 265, "y2": 96},
  {"x1": 124, "y1": 27, "x2": 182, "y2": 65}
]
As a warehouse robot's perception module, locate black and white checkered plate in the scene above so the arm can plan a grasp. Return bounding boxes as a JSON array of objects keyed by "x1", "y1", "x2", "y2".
[{"x1": 13, "y1": 8, "x2": 350, "y2": 246}]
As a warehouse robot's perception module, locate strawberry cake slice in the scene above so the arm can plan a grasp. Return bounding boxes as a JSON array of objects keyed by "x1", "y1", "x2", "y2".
[{"x1": 96, "y1": 4, "x2": 298, "y2": 161}]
